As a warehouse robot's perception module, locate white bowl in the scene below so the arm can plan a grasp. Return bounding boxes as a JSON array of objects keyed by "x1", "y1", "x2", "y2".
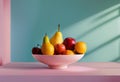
[{"x1": 32, "y1": 54, "x2": 84, "y2": 69}]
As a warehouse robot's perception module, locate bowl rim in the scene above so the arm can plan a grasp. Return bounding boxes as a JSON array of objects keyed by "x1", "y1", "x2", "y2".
[{"x1": 32, "y1": 54, "x2": 84, "y2": 56}]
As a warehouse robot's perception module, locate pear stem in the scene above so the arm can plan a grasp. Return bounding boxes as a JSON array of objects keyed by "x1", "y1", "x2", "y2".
[
  {"x1": 37, "y1": 44, "x2": 41, "y2": 48},
  {"x1": 58, "y1": 24, "x2": 60, "y2": 32},
  {"x1": 37, "y1": 44, "x2": 40, "y2": 47}
]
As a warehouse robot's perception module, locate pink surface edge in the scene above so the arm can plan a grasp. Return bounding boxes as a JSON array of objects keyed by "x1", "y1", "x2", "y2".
[{"x1": 0, "y1": 0, "x2": 10, "y2": 65}]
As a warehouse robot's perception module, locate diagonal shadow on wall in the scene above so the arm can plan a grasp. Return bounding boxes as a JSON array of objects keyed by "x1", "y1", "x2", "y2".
[
  {"x1": 76, "y1": 5, "x2": 120, "y2": 62},
  {"x1": 111, "y1": 40, "x2": 120, "y2": 62},
  {"x1": 76, "y1": 6, "x2": 120, "y2": 39},
  {"x1": 85, "y1": 35, "x2": 120, "y2": 59},
  {"x1": 92, "y1": 6, "x2": 120, "y2": 21}
]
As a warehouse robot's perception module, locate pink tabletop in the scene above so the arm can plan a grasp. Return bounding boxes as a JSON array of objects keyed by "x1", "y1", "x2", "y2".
[
  {"x1": 0, "y1": 62, "x2": 120, "y2": 82},
  {"x1": 0, "y1": 62, "x2": 120, "y2": 76}
]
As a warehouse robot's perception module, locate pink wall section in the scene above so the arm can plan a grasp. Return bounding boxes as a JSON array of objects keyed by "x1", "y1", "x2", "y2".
[{"x1": 0, "y1": 0, "x2": 10, "y2": 65}]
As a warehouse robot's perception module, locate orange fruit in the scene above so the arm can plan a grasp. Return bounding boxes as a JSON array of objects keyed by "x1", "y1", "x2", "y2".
[
  {"x1": 74, "y1": 42, "x2": 87, "y2": 54},
  {"x1": 63, "y1": 50, "x2": 74, "y2": 55}
]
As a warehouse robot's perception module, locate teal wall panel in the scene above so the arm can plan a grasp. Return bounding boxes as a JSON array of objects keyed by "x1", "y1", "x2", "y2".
[{"x1": 11, "y1": 0, "x2": 120, "y2": 62}]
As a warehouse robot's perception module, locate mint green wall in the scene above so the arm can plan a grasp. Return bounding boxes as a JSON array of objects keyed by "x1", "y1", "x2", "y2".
[{"x1": 11, "y1": 0, "x2": 120, "y2": 62}]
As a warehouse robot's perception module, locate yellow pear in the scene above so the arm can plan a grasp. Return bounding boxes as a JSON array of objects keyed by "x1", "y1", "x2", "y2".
[
  {"x1": 41, "y1": 33, "x2": 54, "y2": 55},
  {"x1": 50, "y1": 24, "x2": 63, "y2": 46}
]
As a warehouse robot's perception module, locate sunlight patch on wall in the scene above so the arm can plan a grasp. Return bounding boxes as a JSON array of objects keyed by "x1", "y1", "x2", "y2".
[
  {"x1": 63, "y1": 4, "x2": 120, "y2": 62},
  {"x1": 63, "y1": 4, "x2": 120, "y2": 39}
]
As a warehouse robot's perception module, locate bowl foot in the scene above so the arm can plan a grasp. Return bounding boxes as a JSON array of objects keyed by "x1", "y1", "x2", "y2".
[{"x1": 48, "y1": 65, "x2": 67, "y2": 69}]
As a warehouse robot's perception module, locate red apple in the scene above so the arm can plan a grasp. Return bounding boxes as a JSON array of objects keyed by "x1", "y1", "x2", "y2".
[
  {"x1": 32, "y1": 44, "x2": 42, "y2": 54},
  {"x1": 54, "y1": 44, "x2": 66, "y2": 54},
  {"x1": 63, "y1": 37, "x2": 76, "y2": 50}
]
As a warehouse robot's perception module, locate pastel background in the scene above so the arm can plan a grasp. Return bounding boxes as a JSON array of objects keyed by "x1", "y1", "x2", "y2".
[
  {"x1": 0, "y1": 0, "x2": 10, "y2": 64},
  {"x1": 11, "y1": 0, "x2": 120, "y2": 62}
]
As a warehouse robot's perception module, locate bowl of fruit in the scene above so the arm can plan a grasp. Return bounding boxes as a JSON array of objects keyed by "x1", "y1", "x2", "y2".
[{"x1": 32, "y1": 24, "x2": 87, "y2": 69}]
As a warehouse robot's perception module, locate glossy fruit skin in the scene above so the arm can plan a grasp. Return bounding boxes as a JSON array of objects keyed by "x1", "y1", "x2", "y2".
[
  {"x1": 50, "y1": 24, "x2": 63, "y2": 46},
  {"x1": 74, "y1": 42, "x2": 87, "y2": 54},
  {"x1": 54, "y1": 44, "x2": 66, "y2": 54},
  {"x1": 41, "y1": 43, "x2": 54, "y2": 55},
  {"x1": 32, "y1": 47, "x2": 41, "y2": 54},
  {"x1": 63, "y1": 37, "x2": 76, "y2": 50},
  {"x1": 63, "y1": 50, "x2": 74, "y2": 55},
  {"x1": 41, "y1": 34, "x2": 54, "y2": 55}
]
